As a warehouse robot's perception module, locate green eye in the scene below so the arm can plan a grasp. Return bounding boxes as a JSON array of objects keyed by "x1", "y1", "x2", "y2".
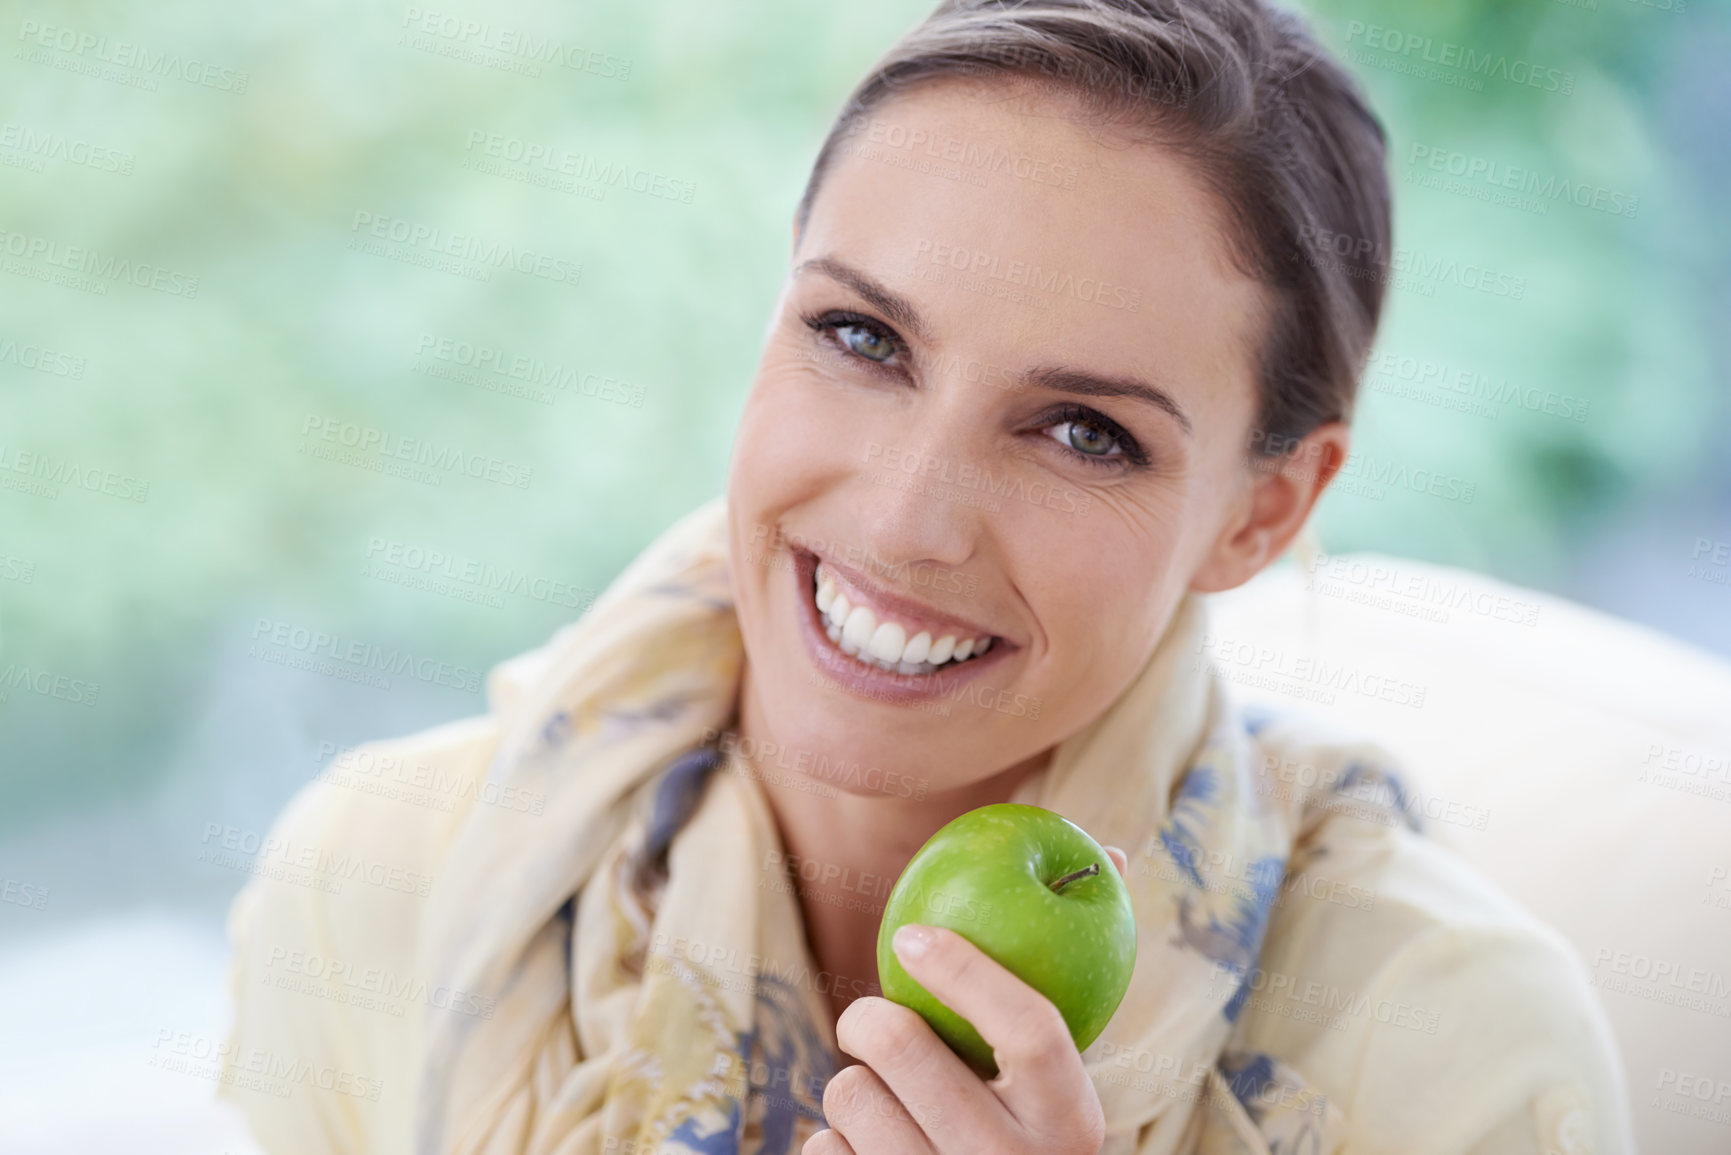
[
  {"x1": 1059, "y1": 419, "x2": 1119, "y2": 457},
  {"x1": 838, "y1": 323, "x2": 896, "y2": 363},
  {"x1": 1037, "y1": 406, "x2": 1147, "y2": 471}
]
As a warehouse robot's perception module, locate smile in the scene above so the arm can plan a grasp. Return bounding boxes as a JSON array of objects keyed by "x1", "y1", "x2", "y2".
[
  {"x1": 814, "y1": 561, "x2": 994, "y2": 675},
  {"x1": 790, "y1": 547, "x2": 1013, "y2": 705}
]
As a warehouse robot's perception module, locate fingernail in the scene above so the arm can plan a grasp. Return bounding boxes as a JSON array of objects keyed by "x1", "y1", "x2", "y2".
[{"x1": 893, "y1": 924, "x2": 934, "y2": 961}]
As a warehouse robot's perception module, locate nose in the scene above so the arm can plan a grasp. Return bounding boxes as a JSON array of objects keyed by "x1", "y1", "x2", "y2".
[{"x1": 851, "y1": 401, "x2": 990, "y2": 577}]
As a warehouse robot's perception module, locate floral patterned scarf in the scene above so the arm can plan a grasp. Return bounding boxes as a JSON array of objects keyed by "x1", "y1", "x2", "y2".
[{"x1": 411, "y1": 495, "x2": 1406, "y2": 1154}]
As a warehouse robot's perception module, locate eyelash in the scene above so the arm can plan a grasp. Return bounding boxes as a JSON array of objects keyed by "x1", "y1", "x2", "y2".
[
  {"x1": 1039, "y1": 403, "x2": 1151, "y2": 470},
  {"x1": 797, "y1": 308, "x2": 1150, "y2": 472},
  {"x1": 801, "y1": 309, "x2": 907, "y2": 368}
]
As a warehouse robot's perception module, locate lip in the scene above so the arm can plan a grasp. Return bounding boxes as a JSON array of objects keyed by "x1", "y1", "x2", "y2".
[
  {"x1": 791, "y1": 547, "x2": 1017, "y2": 707},
  {"x1": 818, "y1": 550, "x2": 1009, "y2": 645}
]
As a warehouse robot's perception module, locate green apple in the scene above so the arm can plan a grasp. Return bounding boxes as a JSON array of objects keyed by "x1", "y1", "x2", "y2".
[{"x1": 875, "y1": 802, "x2": 1137, "y2": 1079}]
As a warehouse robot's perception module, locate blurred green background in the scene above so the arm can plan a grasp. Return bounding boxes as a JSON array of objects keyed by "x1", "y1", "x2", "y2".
[{"x1": 2, "y1": 0, "x2": 1727, "y2": 923}]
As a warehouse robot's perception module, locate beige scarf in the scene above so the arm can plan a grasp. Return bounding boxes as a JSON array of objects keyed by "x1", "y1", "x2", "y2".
[{"x1": 412, "y1": 495, "x2": 1376, "y2": 1154}]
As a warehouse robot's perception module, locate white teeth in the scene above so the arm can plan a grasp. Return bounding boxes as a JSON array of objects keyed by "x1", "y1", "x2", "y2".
[
  {"x1": 841, "y1": 605, "x2": 877, "y2": 651},
  {"x1": 868, "y1": 620, "x2": 906, "y2": 663},
  {"x1": 810, "y1": 560, "x2": 997, "y2": 675}
]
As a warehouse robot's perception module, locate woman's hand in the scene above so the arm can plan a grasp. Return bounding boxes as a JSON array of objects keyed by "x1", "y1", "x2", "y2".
[{"x1": 802, "y1": 846, "x2": 1129, "y2": 1155}]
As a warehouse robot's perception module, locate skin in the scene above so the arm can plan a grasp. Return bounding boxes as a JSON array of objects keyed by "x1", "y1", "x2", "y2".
[{"x1": 720, "y1": 76, "x2": 1347, "y2": 1154}]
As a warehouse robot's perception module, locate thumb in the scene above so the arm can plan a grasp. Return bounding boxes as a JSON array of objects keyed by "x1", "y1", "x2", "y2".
[{"x1": 1103, "y1": 844, "x2": 1128, "y2": 879}]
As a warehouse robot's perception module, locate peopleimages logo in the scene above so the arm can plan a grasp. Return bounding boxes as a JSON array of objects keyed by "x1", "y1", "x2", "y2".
[
  {"x1": 1344, "y1": 21, "x2": 1575, "y2": 95},
  {"x1": 863, "y1": 442, "x2": 1093, "y2": 516},
  {"x1": 1305, "y1": 552, "x2": 1543, "y2": 629},
  {"x1": 347, "y1": 211, "x2": 583, "y2": 286},
  {"x1": 911, "y1": 239, "x2": 1141, "y2": 312},
  {"x1": 743, "y1": 522, "x2": 980, "y2": 601},
  {"x1": 414, "y1": 333, "x2": 646, "y2": 408},
  {"x1": 0, "y1": 443, "x2": 149, "y2": 502},
  {"x1": 299, "y1": 414, "x2": 534, "y2": 490},
  {"x1": 248, "y1": 617, "x2": 484, "y2": 694},
  {"x1": 709, "y1": 729, "x2": 929, "y2": 800},
  {"x1": 15, "y1": 19, "x2": 251, "y2": 93},
  {"x1": 1362, "y1": 350, "x2": 1589, "y2": 424},
  {"x1": 398, "y1": 8, "x2": 632, "y2": 80},
  {"x1": 262, "y1": 945, "x2": 497, "y2": 1019},
  {"x1": 1213, "y1": 966, "x2": 1443, "y2": 1035},
  {"x1": 1590, "y1": 946, "x2": 1731, "y2": 1015},
  {"x1": 363, "y1": 535, "x2": 597, "y2": 611},
  {"x1": 150, "y1": 1030, "x2": 382, "y2": 1101},
  {"x1": 840, "y1": 113, "x2": 1080, "y2": 190},
  {"x1": 1294, "y1": 223, "x2": 1527, "y2": 301},
  {"x1": 0, "y1": 226, "x2": 200, "y2": 296},
  {"x1": 316, "y1": 741, "x2": 547, "y2": 816},
  {"x1": 0, "y1": 333, "x2": 86, "y2": 377},
  {"x1": 462, "y1": 130, "x2": 695, "y2": 204},
  {"x1": 1, "y1": 877, "x2": 49, "y2": 911},
  {"x1": 201, "y1": 823, "x2": 437, "y2": 896},
  {"x1": 1197, "y1": 634, "x2": 1429, "y2": 710},
  {"x1": 0, "y1": 663, "x2": 101, "y2": 707},
  {"x1": 1407, "y1": 144, "x2": 1639, "y2": 218},
  {"x1": 1337, "y1": 451, "x2": 1476, "y2": 504},
  {"x1": 0, "y1": 122, "x2": 135, "y2": 175},
  {"x1": 649, "y1": 932, "x2": 882, "y2": 1004}
]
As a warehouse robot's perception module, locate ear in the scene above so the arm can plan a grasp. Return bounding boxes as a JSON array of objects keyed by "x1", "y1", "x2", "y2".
[{"x1": 1188, "y1": 422, "x2": 1349, "y2": 594}]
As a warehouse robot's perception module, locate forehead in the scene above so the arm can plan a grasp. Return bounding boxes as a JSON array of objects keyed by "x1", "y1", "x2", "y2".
[{"x1": 799, "y1": 78, "x2": 1267, "y2": 408}]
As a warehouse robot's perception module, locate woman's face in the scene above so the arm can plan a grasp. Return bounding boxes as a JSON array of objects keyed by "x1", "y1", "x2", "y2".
[{"x1": 726, "y1": 78, "x2": 1340, "y2": 796}]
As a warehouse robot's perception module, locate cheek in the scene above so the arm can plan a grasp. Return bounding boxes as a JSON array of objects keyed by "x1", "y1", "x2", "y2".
[
  {"x1": 1014, "y1": 503, "x2": 1187, "y2": 668},
  {"x1": 727, "y1": 372, "x2": 854, "y2": 640},
  {"x1": 1056, "y1": 562, "x2": 1173, "y2": 660},
  {"x1": 731, "y1": 369, "x2": 861, "y2": 502}
]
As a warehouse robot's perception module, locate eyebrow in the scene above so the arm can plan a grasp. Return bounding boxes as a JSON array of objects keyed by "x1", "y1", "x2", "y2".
[
  {"x1": 793, "y1": 255, "x2": 1194, "y2": 436},
  {"x1": 795, "y1": 256, "x2": 932, "y2": 345},
  {"x1": 1023, "y1": 367, "x2": 1193, "y2": 435}
]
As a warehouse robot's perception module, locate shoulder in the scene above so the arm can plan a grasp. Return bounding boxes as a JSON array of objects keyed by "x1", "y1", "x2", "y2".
[
  {"x1": 218, "y1": 714, "x2": 501, "y2": 1154},
  {"x1": 1235, "y1": 718, "x2": 1632, "y2": 1154}
]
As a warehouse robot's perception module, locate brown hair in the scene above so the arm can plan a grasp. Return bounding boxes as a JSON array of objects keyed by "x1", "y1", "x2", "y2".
[{"x1": 793, "y1": 0, "x2": 1392, "y2": 455}]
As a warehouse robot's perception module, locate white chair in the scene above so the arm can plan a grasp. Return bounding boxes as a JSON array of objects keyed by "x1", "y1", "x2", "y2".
[{"x1": 1206, "y1": 550, "x2": 1731, "y2": 1154}]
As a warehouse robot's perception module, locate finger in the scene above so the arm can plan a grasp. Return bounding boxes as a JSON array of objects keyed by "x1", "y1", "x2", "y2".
[
  {"x1": 890, "y1": 924, "x2": 1097, "y2": 1134},
  {"x1": 819, "y1": 1062, "x2": 941, "y2": 1155},
  {"x1": 834, "y1": 996, "x2": 1012, "y2": 1150},
  {"x1": 1103, "y1": 844, "x2": 1128, "y2": 879},
  {"x1": 801, "y1": 1127, "x2": 857, "y2": 1155}
]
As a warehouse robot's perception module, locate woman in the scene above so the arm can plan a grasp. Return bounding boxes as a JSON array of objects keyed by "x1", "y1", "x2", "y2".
[{"x1": 220, "y1": 1, "x2": 1630, "y2": 1152}]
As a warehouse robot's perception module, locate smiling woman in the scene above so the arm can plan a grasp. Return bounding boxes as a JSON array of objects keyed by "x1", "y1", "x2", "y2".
[{"x1": 219, "y1": 2, "x2": 1630, "y2": 1154}]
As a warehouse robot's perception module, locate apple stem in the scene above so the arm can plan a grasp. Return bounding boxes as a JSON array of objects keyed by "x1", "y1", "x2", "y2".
[{"x1": 1049, "y1": 862, "x2": 1101, "y2": 893}]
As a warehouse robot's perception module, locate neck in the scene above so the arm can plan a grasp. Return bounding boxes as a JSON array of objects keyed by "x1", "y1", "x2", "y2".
[{"x1": 732, "y1": 662, "x2": 1050, "y2": 1018}]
